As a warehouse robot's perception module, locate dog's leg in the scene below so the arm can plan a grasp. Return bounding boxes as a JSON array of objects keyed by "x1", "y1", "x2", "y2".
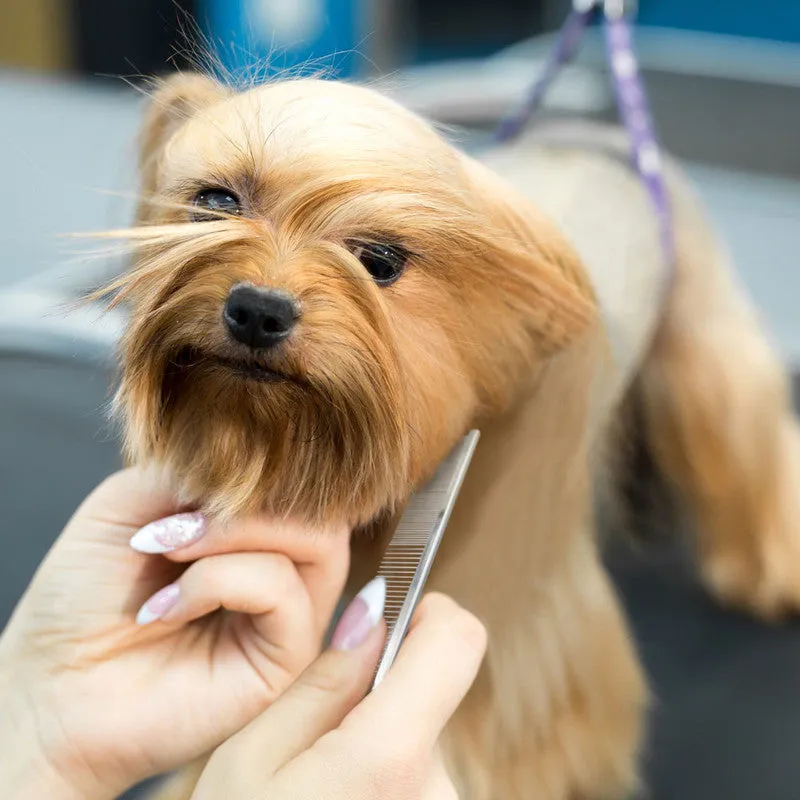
[
  {"x1": 440, "y1": 533, "x2": 645, "y2": 800},
  {"x1": 431, "y1": 330, "x2": 647, "y2": 800},
  {"x1": 637, "y1": 178, "x2": 800, "y2": 619}
]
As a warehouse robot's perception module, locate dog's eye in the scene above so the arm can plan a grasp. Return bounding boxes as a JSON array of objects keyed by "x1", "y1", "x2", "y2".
[
  {"x1": 191, "y1": 189, "x2": 242, "y2": 221},
  {"x1": 349, "y1": 241, "x2": 408, "y2": 285}
]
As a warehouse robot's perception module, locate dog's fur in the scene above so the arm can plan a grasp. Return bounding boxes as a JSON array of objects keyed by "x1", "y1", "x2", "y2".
[{"x1": 108, "y1": 73, "x2": 800, "y2": 799}]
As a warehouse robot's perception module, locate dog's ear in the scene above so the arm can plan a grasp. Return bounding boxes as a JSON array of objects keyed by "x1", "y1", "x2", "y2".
[
  {"x1": 461, "y1": 155, "x2": 598, "y2": 356},
  {"x1": 137, "y1": 73, "x2": 228, "y2": 223}
]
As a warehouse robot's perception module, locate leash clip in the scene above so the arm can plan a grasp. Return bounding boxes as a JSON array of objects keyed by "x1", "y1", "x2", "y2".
[
  {"x1": 604, "y1": 0, "x2": 637, "y2": 19},
  {"x1": 572, "y1": 0, "x2": 637, "y2": 18}
]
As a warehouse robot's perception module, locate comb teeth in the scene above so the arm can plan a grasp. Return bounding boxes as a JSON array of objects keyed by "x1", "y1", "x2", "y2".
[
  {"x1": 371, "y1": 431, "x2": 480, "y2": 689},
  {"x1": 378, "y1": 501, "x2": 449, "y2": 627},
  {"x1": 378, "y1": 542, "x2": 432, "y2": 628},
  {"x1": 378, "y1": 508, "x2": 447, "y2": 628}
]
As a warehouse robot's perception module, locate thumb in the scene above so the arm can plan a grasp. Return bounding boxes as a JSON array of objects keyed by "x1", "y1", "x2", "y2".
[
  {"x1": 215, "y1": 577, "x2": 387, "y2": 774},
  {"x1": 66, "y1": 467, "x2": 181, "y2": 542}
]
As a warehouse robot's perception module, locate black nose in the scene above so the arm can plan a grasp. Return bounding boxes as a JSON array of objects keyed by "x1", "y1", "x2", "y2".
[{"x1": 223, "y1": 285, "x2": 297, "y2": 350}]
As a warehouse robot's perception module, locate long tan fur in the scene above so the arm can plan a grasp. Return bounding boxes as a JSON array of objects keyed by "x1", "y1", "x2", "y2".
[
  {"x1": 100, "y1": 74, "x2": 800, "y2": 800},
  {"x1": 636, "y1": 171, "x2": 800, "y2": 620}
]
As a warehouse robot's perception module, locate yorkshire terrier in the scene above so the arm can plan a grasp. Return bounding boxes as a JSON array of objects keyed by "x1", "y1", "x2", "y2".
[{"x1": 106, "y1": 73, "x2": 800, "y2": 799}]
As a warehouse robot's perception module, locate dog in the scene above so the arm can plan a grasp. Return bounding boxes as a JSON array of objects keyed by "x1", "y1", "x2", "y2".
[{"x1": 106, "y1": 72, "x2": 800, "y2": 799}]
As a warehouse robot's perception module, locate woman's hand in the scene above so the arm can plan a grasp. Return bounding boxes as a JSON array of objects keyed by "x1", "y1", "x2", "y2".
[
  {"x1": 0, "y1": 468, "x2": 350, "y2": 800},
  {"x1": 193, "y1": 590, "x2": 487, "y2": 800}
]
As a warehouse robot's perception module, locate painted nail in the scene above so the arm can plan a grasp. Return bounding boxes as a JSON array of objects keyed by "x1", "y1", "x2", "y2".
[
  {"x1": 331, "y1": 577, "x2": 386, "y2": 651},
  {"x1": 130, "y1": 512, "x2": 206, "y2": 554},
  {"x1": 136, "y1": 583, "x2": 180, "y2": 625}
]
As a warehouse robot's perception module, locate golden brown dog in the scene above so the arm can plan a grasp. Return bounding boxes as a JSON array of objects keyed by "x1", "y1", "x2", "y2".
[{"x1": 104, "y1": 73, "x2": 800, "y2": 799}]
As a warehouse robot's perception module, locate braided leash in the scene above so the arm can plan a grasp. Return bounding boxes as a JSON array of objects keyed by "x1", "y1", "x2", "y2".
[{"x1": 494, "y1": 0, "x2": 673, "y2": 267}]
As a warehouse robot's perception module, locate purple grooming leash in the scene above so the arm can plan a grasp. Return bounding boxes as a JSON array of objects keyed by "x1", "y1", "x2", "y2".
[{"x1": 494, "y1": 0, "x2": 674, "y2": 267}]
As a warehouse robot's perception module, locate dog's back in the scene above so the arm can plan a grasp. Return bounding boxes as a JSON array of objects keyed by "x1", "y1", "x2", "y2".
[{"x1": 480, "y1": 120, "x2": 670, "y2": 398}]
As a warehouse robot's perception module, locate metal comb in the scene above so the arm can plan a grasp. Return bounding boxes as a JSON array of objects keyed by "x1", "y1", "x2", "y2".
[{"x1": 372, "y1": 430, "x2": 480, "y2": 690}]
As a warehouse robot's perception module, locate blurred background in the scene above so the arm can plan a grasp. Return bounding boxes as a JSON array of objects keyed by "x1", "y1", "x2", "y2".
[{"x1": 1, "y1": 2, "x2": 800, "y2": 799}]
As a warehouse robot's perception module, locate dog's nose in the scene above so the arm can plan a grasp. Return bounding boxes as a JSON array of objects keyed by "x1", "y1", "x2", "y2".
[{"x1": 223, "y1": 284, "x2": 297, "y2": 349}]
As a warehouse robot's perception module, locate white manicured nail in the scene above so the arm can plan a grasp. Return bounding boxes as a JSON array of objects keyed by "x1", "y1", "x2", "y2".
[
  {"x1": 136, "y1": 584, "x2": 180, "y2": 625},
  {"x1": 130, "y1": 512, "x2": 206, "y2": 554},
  {"x1": 331, "y1": 577, "x2": 386, "y2": 651}
]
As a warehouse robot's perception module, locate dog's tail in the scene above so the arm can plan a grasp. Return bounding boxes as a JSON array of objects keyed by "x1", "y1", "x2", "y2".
[{"x1": 609, "y1": 162, "x2": 800, "y2": 615}]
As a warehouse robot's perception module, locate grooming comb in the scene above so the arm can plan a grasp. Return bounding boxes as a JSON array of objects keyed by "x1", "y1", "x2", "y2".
[{"x1": 372, "y1": 430, "x2": 480, "y2": 690}]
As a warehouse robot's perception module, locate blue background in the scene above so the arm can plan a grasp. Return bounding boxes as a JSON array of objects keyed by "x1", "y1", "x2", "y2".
[{"x1": 199, "y1": 0, "x2": 800, "y2": 78}]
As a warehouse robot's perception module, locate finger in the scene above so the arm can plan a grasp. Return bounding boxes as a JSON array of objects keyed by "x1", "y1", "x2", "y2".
[
  {"x1": 137, "y1": 552, "x2": 319, "y2": 681},
  {"x1": 134, "y1": 514, "x2": 349, "y2": 566},
  {"x1": 67, "y1": 467, "x2": 182, "y2": 541},
  {"x1": 132, "y1": 514, "x2": 351, "y2": 635},
  {"x1": 342, "y1": 593, "x2": 486, "y2": 753},
  {"x1": 296, "y1": 547, "x2": 352, "y2": 641},
  {"x1": 211, "y1": 578, "x2": 386, "y2": 776},
  {"x1": 183, "y1": 516, "x2": 350, "y2": 640}
]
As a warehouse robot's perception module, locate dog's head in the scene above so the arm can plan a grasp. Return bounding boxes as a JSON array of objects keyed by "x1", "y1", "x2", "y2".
[{"x1": 111, "y1": 74, "x2": 596, "y2": 524}]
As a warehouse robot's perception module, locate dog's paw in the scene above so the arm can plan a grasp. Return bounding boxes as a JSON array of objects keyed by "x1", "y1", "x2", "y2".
[
  {"x1": 699, "y1": 418, "x2": 800, "y2": 621},
  {"x1": 702, "y1": 517, "x2": 800, "y2": 621}
]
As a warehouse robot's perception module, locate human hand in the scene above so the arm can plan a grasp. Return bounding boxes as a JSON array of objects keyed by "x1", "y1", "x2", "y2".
[
  {"x1": 193, "y1": 589, "x2": 487, "y2": 800},
  {"x1": 0, "y1": 468, "x2": 350, "y2": 800}
]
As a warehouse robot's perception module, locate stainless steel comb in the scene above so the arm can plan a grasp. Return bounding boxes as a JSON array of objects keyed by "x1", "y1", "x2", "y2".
[{"x1": 372, "y1": 430, "x2": 480, "y2": 690}]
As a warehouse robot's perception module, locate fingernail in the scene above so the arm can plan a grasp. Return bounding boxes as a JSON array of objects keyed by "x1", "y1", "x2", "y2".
[
  {"x1": 130, "y1": 512, "x2": 206, "y2": 554},
  {"x1": 136, "y1": 583, "x2": 180, "y2": 625},
  {"x1": 331, "y1": 577, "x2": 386, "y2": 651}
]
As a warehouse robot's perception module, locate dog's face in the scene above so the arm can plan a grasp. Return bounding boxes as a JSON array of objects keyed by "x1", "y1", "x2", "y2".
[{"x1": 111, "y1": 75, "x2": 595, "y2": 524}]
